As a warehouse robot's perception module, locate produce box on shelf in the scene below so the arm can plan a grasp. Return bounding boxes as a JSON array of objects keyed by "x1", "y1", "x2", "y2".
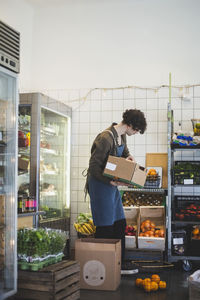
[
  {"x1": 144, "y1": 167, "x2": 162, "y2": 188},
  {"x1": 173, "y1": 161, "x2": 200, "y2": 185},
  {"x1": 138, "y1": 206, "x2": 165, "y2": 251},
  {"x1": 173, "y1": 196, "x2": 200, "y2": 221},
  {"x1": 122, "y1": 190, "x2": 164, "y2": 207},
  {"x1": 124, "y1": 207, "x2": 139, "y2": 249}
]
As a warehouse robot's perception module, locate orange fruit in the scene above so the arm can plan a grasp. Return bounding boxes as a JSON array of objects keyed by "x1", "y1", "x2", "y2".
[
  {"x1": 159, "y1": 280, "x2": 167, "y2": 289},
  {"x1": 135, "y1": 278, "x2": 143, "y2": 287},
  {"x1": 144, "y1": 282, "x2": 152, "y2": 292},
  {"x1": 151, "y1": 281, "x2": 158, "y2": 291},
  {"x1": 159, "y1": 229, "x2": 165, "y2": 237},
  {"x1": 150, "y1": 171, "x2": 157, "y2": 176},
  {"x1": 142, "y1": 278, "x2": 151, "y2": 287},
  {"x1": 192, "y1": 228, "x2": 199, "y2": 235},
  {"x1": 151, "y1": 274, "x2": 160, "y2": 284}
]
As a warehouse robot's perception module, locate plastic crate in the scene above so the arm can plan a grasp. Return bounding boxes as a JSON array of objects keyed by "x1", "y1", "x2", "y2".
[
  {"x1": 172, "y1": 161, "x2": 200, "y2": 185},
  {"x1": 173, "y1": 196, "x2": 200, "y2": 222},
  {"x1": 122, "y1": 190, "x2": 164, "y2": 207},
  {"x1": 144, "y1": 175, "x2": 161, "y2": 188}
]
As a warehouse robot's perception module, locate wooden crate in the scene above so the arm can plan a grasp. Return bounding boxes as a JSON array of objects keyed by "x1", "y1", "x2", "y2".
[{"x1": 14, "y1": 260, "x2": 80, "y2": 300}]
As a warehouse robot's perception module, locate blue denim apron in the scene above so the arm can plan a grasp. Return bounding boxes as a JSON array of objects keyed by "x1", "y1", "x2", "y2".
[{"x1": 88, "y1": 145, "x2": 125, "y2": 226}]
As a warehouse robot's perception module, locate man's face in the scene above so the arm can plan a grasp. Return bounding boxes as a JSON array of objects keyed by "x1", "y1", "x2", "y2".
[{"x1": 126, "y1": 125, "x2": 139, "y2": 136}]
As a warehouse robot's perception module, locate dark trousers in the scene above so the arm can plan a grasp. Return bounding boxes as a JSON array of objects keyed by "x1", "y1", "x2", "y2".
[{"x1": 95, "y1": 218, "x2": 126, "y2": 262}]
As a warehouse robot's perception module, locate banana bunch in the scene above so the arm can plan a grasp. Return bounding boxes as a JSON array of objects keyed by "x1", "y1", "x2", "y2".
[{"x1": 74, "y1": 219, "x2": 96, "y2": 235}]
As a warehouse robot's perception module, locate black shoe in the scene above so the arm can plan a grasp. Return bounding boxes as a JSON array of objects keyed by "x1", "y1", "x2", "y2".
[{"x1": 121, "y1": 261, "x2": 139, "y2": 275}]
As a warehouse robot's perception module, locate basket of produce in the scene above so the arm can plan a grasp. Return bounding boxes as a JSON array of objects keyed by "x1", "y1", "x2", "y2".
[
  {"x1": 173, "y1": 161, "x2": 200, "y2": 185},
  {"x1": 144, "y1": 167, "x2": 162, "y2": 188},
  {"x1": 74, "y1": 212, "x2": 96, "y2": 237},
  {"x1": 174, "y1": 196, "x2": 200, "y2": 221}
]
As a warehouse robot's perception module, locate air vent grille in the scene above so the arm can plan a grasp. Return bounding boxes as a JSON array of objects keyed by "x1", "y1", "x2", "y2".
[{"x1": 0, "y1": 20, "x2": 20, "y2": 73}]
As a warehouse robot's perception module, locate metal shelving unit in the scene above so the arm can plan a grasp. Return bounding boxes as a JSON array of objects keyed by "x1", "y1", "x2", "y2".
[
  {"x1": 167, "y1": 102, "x2": 200, "y2": 271},
  {"x1": 118, "y1": 187, "x2": 166, "y2": 194}
]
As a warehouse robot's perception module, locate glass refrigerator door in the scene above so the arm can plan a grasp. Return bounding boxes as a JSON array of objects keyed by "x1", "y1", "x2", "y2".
[
  {"x1": 0, "y1": 66, "x2": 17, "y2": 299},
  {"x1": 39, "y1": 107, "x2": 70, "y2": 221},
  {"x1": 18, "y1": 105, "x2": 34, "y2": 214}
]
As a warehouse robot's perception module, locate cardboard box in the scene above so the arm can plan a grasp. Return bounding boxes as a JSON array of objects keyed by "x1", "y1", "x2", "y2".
[
  {"x1": 75, "y1": 238, "x2": 121, "y2": 291},
  {"x1": 103, "y1": 155, "x2": 147, "y2": 187},
  {"x1": 124, "y1": 207, "x2": 139, "y2": 249},
  {"x1": 138, "y1": 206, "x2": 165, "y2": 250}
]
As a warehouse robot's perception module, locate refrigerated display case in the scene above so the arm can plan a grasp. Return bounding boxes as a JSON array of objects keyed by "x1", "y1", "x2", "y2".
[
  {"x1": 18, "y1": 93, "x2": 71, "y2": 234},
  {"x1": 0, "y1": 66, "x2": 18, "y2": 299}
]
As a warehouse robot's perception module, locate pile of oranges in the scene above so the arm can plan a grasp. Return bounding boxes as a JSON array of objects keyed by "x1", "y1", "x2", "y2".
[
  {"x1": 139, "y1": 219, "x2": 165, "y2": 238},
  {"x1": 147, "y1": 168, "x2": 157, "y2": 176},
  {"x1": 135, "y1": 274, "x2": 167, "y2": 293}
]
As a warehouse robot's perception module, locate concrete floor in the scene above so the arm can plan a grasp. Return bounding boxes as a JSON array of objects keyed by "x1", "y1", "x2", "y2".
[
  {"x1": 6, "y1": 262, "x2": 200, "y2": 300},
  {"x1": 80, "y1": 264, "x2": 198, "y2": 300}
]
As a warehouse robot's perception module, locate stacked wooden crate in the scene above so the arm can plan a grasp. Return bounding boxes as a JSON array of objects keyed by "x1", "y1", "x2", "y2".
[{"x1": 14, "y1": 260, "x2": 80, "y2": 300}]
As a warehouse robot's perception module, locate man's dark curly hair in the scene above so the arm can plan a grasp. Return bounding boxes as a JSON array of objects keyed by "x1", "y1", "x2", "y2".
[{"x1": 122, "y1": 109, "x2": 147, "y2": 134}]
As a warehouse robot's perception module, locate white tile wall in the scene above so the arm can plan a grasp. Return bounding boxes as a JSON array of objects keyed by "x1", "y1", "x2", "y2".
[
  {"x1": 194, "y1": 98, "x2": 200, "y2": 109},
  {"x1": 134, "y1": 145, "x2": 146, "y2": 157},
  {"x1": 34, "y1": 85, "x2": 200, "y2": 247},
  {"x1": 147, "y1": 122, "x2": 158, "y2": 133},
  {"x1": 194, "y1": 109, "x2": 200, "y2": 118},
  {"x1": 112, "y1": 89, "x2": 124, "y2": 99},
  {"x1": 135, "y1": 99, "x2": 147, "y2": 110},
  {"x1": 147, "y1": 98, "x2": 158, "y2": 110}
]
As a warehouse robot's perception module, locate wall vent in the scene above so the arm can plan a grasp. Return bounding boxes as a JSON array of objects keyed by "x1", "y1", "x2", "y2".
[{"x1": 0, "y1": 20, "x2": 20, "y2": 73}]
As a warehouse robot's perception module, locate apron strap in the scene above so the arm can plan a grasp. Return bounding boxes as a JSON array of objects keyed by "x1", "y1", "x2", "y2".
[{"x1": 103, "y1": 129, "x2": 117, "y2": 146}]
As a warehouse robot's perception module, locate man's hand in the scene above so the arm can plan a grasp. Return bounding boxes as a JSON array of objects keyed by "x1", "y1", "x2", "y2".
[
  {"x1": 126, "y1": 155, "x2": 135, "y2": 162},
  {"x1": 110, "y1": 180, "x2": 133, "y2": 187},
  {"x1": 110, "y1": 180, "x2": 121, "y2": 186}
]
